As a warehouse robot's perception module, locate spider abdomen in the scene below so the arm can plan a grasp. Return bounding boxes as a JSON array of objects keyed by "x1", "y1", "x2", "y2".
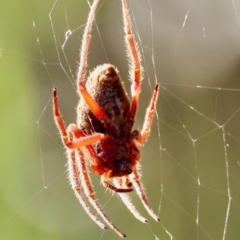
[{"x1": 77, "y1": 64, "x2": 130, "y2": 134}]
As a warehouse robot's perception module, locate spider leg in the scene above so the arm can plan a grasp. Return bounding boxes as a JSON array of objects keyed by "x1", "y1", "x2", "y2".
[
  {"x1": 135, "y1": 83, "x2": 160, "y2": 145},
  {"x1": 74, "y1": 0, "x2": 114, "y2": 131},
  {"x1": 66, "y1": 138, "x2": 106, "y2": 230},
  {"x1": 67, "y1": 124, "x2": 107, "y2": 176},
  {"x1": 76, "y1": 0, "x2": 100, "y2": 87},
  {"x1": 113, "y1": 177, "x2": 148, "y2": 223},
  {"x1": 130, "y1": 166, "x2": 160, "y2": 222},
  {"x1": 53, "y1": 88, "x2": 107, "y2": 148},
  {"x1": 78, "y1": 84, "x2": 113, "y2": 130},
  {"x1": 76, "y1": 148, "x2": 126, "y2": 238},
  {"x1": 121, "y1": 0, "x2": 142, "y2": 122},
  {"x1": 121, "y1": 0, "x2": 159, "y2": 222}
]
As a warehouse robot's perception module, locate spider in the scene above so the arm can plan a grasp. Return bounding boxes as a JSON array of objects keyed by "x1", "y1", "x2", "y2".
[{"x1": 53, "y1": 0, "x2": 160, "y2": 237}]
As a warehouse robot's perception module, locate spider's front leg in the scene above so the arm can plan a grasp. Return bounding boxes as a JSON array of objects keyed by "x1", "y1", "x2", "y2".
[
  {"x1": 74, "y1": 0, "x2": 114, "y2": 132},
  {"x1": 52, "y1": 88, "x2": 107, "y2": 149}
]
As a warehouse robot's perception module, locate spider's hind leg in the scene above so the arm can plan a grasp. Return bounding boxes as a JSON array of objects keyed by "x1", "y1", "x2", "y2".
[
  {"x1": 76, "y1": 148, "x2": 127, "y2": 238},
  {"x1": 66, "y1": 146, "x2": 106, "y2": 230},
  {"x1": 113, "y1": 177, "x2": 148, "y2": 223},
  {"x1": 130, "y1": 166, "x2": 160, "y2": 222}
]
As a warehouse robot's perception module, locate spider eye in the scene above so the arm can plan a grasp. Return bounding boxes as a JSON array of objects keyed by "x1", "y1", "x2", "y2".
[{"x1": 113, "y1": 159, "x2": 132, "y2": 175}]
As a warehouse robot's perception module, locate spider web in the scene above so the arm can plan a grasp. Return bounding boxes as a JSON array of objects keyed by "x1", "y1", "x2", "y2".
[{"x1": 1, "y1": 0, "x2": 240, "y2": 239}]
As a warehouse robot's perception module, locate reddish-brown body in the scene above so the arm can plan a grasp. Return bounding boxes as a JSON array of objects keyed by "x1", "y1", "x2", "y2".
[
  {"x1": 77, "y1": 64, "x2": 140, "y2": 179},
  {"x1": 52, "y1": 0, "x2": 160, "y2": 238}
]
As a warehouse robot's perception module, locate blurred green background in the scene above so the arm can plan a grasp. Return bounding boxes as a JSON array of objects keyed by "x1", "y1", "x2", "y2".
[{"x1": 1, "y1": 0, "x2": 240, "y2": 239}]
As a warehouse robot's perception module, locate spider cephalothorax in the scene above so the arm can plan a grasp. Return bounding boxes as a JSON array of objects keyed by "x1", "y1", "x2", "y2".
[{"x1": 53, "y1": 0, "x2": 159, "y2": 238}]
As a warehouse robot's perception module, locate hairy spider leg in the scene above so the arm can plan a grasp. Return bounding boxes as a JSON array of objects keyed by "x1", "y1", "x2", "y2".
[
  {"x1": 136, "y1": 83, "x2": 160, "y2": 145},
  {"x1": 121, "y1": 1, "x2": 160, "y2": 221},
  {"x1": 121, "y1": 0, "x2": 142, "y2": 123},
  {"x1": 75, "y1": 0, "x2": 116, "y2": 132},
  {"x1": 76, "y1": 0, "x2": 100, "y2": 87},
  {"x1": 113, "y1": 178, "x2": 148, "y2": 223},
  {"x1": 131, "y1": 167, "x2": 160, "y2": 222},
  {"x1": 53, "y1": 88, "x2": 107, "y2": 149},
  {"x1": 130, "y1": 83, "x2": 160, "y2": 222},
  {"x1": 66, "y1": 133, "x2": 106, "y2": 230},
  {"x1": 75, "y1": 147, "x2": 126, "y2": 238}
]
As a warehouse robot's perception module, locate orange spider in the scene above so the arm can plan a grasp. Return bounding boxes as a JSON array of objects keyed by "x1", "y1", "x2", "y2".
[{"x1": 53, "y1": 0, "x2": 159, "y2": 237}]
